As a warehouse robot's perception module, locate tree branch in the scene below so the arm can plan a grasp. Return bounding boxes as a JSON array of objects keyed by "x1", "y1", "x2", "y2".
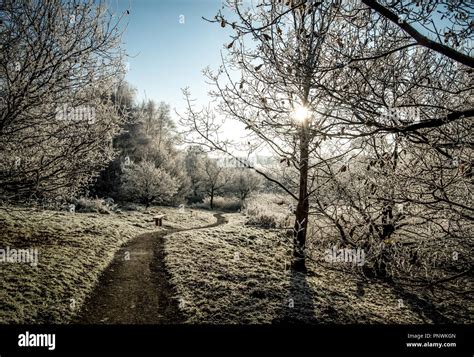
[{"x1": 361, "y1": 0, "x2": 474, "y2": 68}]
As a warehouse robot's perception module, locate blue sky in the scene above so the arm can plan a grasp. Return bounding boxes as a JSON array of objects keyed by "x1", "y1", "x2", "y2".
[{"x1": 113, "y1": 0, "x2": 233, "y2": 115}]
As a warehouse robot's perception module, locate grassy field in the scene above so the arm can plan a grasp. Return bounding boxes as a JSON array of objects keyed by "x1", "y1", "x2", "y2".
[
  {"x1": 165, "y1": 214, "x2": 422, "y2": 324},
  {"x1": 0, "y1": 205, "x2": 215, "y2": 324},
  {"x1": 165, "y1": 207, "x2": 472, "y2": 324},
  {"x1": 1, "y1": 198, "x2": 470, "y2": 324}
]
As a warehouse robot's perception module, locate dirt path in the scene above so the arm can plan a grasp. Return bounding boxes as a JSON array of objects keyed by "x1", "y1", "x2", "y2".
[{"x1": 74, "y1": 213, "x2": 227, "y2": 324}]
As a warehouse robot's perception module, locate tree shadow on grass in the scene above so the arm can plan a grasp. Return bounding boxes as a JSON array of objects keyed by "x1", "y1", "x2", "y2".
[
  {"x1": 391, "y1": 284, "x2": 454, "y2": 324},
  {"x1": 273, "y1": 265, "x2": 319, "y2": 324}
]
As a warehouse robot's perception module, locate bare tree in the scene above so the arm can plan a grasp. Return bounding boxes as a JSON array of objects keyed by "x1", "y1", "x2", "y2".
[
  {"x1": 179, "y1": 0, "x2": 472, "y2": 275},
  {"x1": 229, "y1": 168, "x2": 263, "y2": 209},
  {"x1": 185, "y1": 145, "x2": 207, "y2": 200},
  {"x1": 0, "y1": 0, "x2": 128, "y2": 200},
  {"x1": 179, "y1": 1, "x2": 353, "y2": 271},
  {"x1": 202, "y1": 158, "x2": 228, "y2": 210}
]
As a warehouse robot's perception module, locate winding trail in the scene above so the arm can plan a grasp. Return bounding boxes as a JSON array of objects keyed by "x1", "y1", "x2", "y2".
[{"x1": 74, "y1": 213, "x2": 227, "y2": 324}]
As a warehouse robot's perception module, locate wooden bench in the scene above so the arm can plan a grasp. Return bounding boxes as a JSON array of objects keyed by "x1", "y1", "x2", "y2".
[{"x1": 154, "y1": 214, "x2": 166, "y2": 227}]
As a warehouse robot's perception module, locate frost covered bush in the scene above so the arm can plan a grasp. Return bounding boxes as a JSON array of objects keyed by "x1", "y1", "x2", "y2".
[
  {"x1": 191, "y1": 196, "x2": 242, "y2": 212},
  {"x1": 121, "y1": 160, "x2": 179, "y2": 208},
  {"x1": 245, "y1": 194, "x2": 292, "y2": 229},
  {"x1": 73, "y1": 197, "x2": 111, "y2": 214}
]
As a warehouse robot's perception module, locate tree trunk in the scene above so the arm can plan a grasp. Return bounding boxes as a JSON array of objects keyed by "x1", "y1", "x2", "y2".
[
  {"x1": 292, "y1": 113, "x2": 309, "y2": 273},
  {"x1": 210, "y1": 189, "x2": 214, "y2": 209},
  {"x1": 377, "y1": 203, "x2": 395, "y2": 279}
]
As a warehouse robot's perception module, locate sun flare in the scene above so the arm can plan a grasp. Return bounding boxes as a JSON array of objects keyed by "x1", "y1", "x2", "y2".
[{"x1": 291, "y1": 104, "x2": 310, "y2": 122}]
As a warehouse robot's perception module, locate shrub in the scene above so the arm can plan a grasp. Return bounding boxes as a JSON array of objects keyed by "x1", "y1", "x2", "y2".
[
  {"x1": 72, "y1": 197, "x2": 111, "y2": 214},
  {"x1": 121, "y1": 160, "x2": 179, "y2": 208},
  {"x1": 244, "y1": 194, "x2": 293, "y2": 228},
  {"x1": 191, "y1": 196, "x2": 242, "y2": 212}
]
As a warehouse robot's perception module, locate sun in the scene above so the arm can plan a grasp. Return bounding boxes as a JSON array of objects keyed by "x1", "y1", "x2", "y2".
[{"x1": 291, "y1": 104, "x2": 310, "y2": 123}]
